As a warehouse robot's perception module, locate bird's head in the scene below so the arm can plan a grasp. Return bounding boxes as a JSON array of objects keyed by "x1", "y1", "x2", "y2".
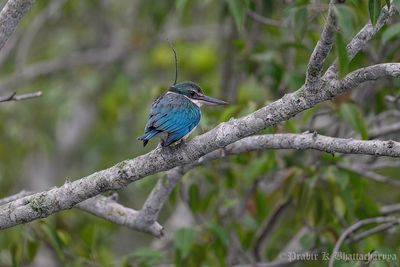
[{"x1": 169, "y1": 82, "x2": 228, "y2": 106}]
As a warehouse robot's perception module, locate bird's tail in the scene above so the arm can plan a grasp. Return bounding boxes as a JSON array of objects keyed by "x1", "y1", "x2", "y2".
[{"x1": 137, "y1": 130, "x2": 158, "y2": 147}]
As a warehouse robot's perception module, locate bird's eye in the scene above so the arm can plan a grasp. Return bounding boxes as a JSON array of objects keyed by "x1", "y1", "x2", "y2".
[{"x1": 190, "y1": 90, "x2": 196, "y2": 97}]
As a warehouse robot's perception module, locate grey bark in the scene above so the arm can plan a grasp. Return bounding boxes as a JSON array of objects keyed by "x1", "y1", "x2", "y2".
[{"x1": 0, "y1": 0, "x2": 35, "y2": 50}]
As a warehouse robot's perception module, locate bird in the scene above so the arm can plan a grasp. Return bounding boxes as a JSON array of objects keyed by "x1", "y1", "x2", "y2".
[{"x1": 138, "y1": 81, "x2": 228, "y2": 147}]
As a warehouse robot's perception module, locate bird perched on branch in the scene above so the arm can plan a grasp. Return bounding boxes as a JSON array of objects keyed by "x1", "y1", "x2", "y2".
[{"x1": 138, "y1": 46, "x2": 227, "y2": 147}]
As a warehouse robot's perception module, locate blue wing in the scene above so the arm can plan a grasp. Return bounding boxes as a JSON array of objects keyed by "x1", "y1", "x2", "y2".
[{"x1": 138, "y1": 93, "x2": 201, "y2": 147}]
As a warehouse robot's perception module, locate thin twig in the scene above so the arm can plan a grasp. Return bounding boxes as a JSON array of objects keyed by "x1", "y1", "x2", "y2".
[
  {"x1": 252, "y1": 198, "x2": 292, "y2": 261},
  {"x1": 348, "y1": 221, "x2": 399, "y2": 244},
  {"x1": 339, "y1": 163, "x2": 400, "y2": 187},
  {"x1": 0, "y1": 91, "x2": 42, "y2": 102},
  {"x1": 328, "y1": 216, "x2": 400, "y2": 267},
  {"x1": 246, "y1": 11, "x2": 281, "y2": 27}
]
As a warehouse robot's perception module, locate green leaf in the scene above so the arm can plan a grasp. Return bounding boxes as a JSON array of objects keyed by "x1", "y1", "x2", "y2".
[
  {"x1": 336, "y1": 170, "x2": 350, "y2": 191},
  {"x1": 299, "y1": 232, "x2": 316, "y2": 250},
  {"x1": 382, "y1": 22, "x2": 400, "y2": 44},
  {"x1": 40, "y1": 223, "x2": 65, "y2": 260},
  {"x1": 294, "y1": 6, "x2": 308, "y2": 41},
  {"x1": 208, "y1": 222, "x2": 229, "y2": 248},
  {"x1": 188, "y1": 183, "x2": 200, "y2": 213},
  {"x1": 176, "y1": 0, "x2": 189, "y2": 14},
  {"x1": 393, "y1": 0, "x2": 400, "y2": 12},
  {"x1": 130, "y1": 247, "x2": 164, "y2": 265},
  {"x1": 335, "y1": 32, "x2": 349, "y2": 78},
  {"x1": 27, "y1": 239, "x2": 40, "y2": 263},
  {"x1": 334, "y1": 5, "x2": 357, "y2": 38},
  {"x1": 226, "y1": 0, "x2": 249, "y2": 31},
  {"x1": 369, "y1": 0, "x2": 382, "y2": 26},
  {"x1": 11, "y1": 243, "x2": 21, "y2": 267},
  {"x1": 334, "y1": 196, "x2": 346, "y2": 217},
  {"x1": 339, "y1": 103, "x2": 368, "y2": 139},
  {"x1": 174, "y1": 228, "x2": 195, "y2": 259}
]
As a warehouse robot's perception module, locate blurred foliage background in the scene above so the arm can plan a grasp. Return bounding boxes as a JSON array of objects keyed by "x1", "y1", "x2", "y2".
[{"x1": 0, "y1": 0, "x2": 400, "y2": 266}]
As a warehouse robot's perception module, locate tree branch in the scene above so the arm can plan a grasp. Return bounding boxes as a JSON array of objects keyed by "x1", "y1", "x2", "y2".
[
  {"x1": 369, "y1": 121, "x2": 400, "y2": 138},
  {"x1": 76, "y1": 195, "x2": 163, "y2": 237},
  {"x1": 0, "y1": 91, "x2": 42, "y2": 102},
  {"x1": 0, "y1": 0, "x2": 35, "y2": 51},
  {"x1": 0, "y1": 43, "x2": 126, "y2": 92},
  {"x1": 305, "y1": 0, "x2": 337, "y2": 90},
  {"x1": 339, "y1": 63, "x2": 400, "y2": 92},
  {"x1": 246, "y1": 11, "x2": 281, "y2": 27},
  {"x1": 0, "y1": 190, "x2": 164, "y2": 237},
  {"x1": 339, "y1": 163, "x2": 400, "y2": 187},
  {"x1": 3, "y1": 130, "x2": 400, "y2": 231},
  {"x1": 324, "y1": 4, "x2": 397, "y2": 80},
  {"x1": 328, "y1": 216, "x2": 400, "y2": 267},
  {"x1": 348, "y1": 221, "x2": 398, "y2": 244}
]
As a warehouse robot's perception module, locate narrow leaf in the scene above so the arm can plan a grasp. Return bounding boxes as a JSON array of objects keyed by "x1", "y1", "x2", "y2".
[
  {"x1": 339, "y1": 103, "x2": 369, "y2": 139},
  {"x1": 227, "y1": 0, "x2": 249, "y2": 31},
  {"x1": 294, "y1": 6, "x2": 308, "y2": 41},
  {"x1": 27, "y1": 239, "x2": 40, "y2": 263},
  {"x1": 394, "y1": 0, "x2": 400, "y2": 12},
  {"x1": 334, "y1": 5, "x2": 356, "y2": 38},
  {"x1": 369, "y1": 0, "x2": 382, "y2": 26},
  {"x1": 335, "y1": 32, "x2": 349, "y2": 78},
  {"x1": 382, "y1": 22, "x2": 400, "y2": 44},
  {"x1": 174, "y1": 228, "x2": 195, "y2": 259}
]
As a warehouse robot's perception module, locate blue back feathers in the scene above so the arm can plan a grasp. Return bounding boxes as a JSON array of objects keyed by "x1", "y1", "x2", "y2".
[{"x1": 138, "y1": 92, "x2": 201, "y2": 147}]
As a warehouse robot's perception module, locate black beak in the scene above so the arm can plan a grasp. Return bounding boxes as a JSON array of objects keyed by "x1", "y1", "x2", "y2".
[{"x1": 193, "y1": 94, "x2": 228, "y2": 105}]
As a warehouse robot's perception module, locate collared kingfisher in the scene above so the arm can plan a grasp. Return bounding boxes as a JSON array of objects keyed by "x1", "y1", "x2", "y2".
[{"x1": 138, "y1": 81, "x2": 228, "y2": 147}]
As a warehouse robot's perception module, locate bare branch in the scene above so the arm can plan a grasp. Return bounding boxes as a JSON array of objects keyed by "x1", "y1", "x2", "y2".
[
  {"x1": 0, "y1": 44, "x2": 126, "y2": 92},
  {"x1": 339, "y1": 163, "x2": 400, "y2": 187},
  {"x1": 328, "y1": 216, "x2": 400, "y2": 267},
  {"x1": 339, "y1": 63, "x2": 400, "y2": 92},
  {"x1": 0, "y1": 0, "x2": 35, "y2": 51},
  {"x1": 369, "y1": 121, "x2": 400, "y2": 138},
  {"x1": 76, "y1": 195, "x2": 163, "y2": 237},
  {"x1": 305, "y1": 0, "x2": 337, "y2": 91},
  {"x1": 252, "y1": 199, "x2": 292, "y2": 262},
  {"x1": 0, "y1": 190, "x2": 164, "y2": 237},
  {"x1": 0, "y1": 190, "x2": 33, "y2": 206},
  {"x1": 348, "y1": 221, "x2": 398, "y2": 244},
  {"x1": 246, "y1": 11, "x2": 281, "y2": 27},
  {"x1": 3, "y1": 130, "x2": 400, "y2": 231},
  {"x1": 138, "y1": 167, "x2": 184, "y2": 227},
  {"x1": 324, "y1": 5, "x2": 397, "y2": 80},
  {"x1": 381, "y1": 203, "x2": 400, "y2": 215},
  {"x1": 0, "y1": 90, "x2": 42, "y2": 102}
]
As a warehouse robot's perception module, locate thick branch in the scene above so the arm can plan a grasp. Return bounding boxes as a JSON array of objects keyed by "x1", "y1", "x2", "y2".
[
  {"x1": 0, "y1": 0, "x2": 35, "y2": 50},
  {"x1": 339, "y1": 63, "x2": 400, "y2": 91},
  {"x1": 4, "y1": 128, "x2": 400, "y2": 230},
  {"x1": 0, "y1": 190, "x2": 164, "y2": 237},
  {"x1": 76, "y1": 195, "x2": 163, "y2": 237},
  {"x1": 118, "y1": 132, "x2": 400, "y2": 235},
  {"x1": 305, "y1": 0, "x2": 337, "y2": 90}
]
